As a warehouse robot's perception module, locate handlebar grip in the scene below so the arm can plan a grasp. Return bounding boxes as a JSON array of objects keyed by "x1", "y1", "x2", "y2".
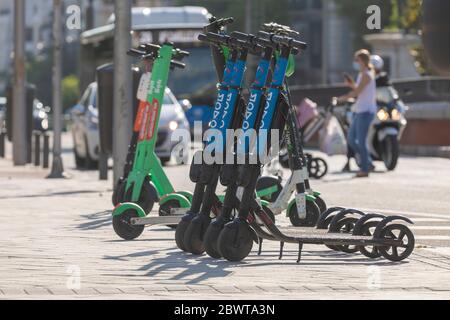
[
  {"x1": 199, "y1": 32, "x2": 231, "y2": 47},
  {"x1": 230, "y1": 31, "x2": 254, "y2": 42},
  {"x1": 170, "y1": 60, "x2": 186, "y2": 69},
  {"x1": 271, "y1": 34, "x2": 308, "y2": 50},
  {"x1": 173, "y1": 49, "x2": 190, "y2": 60},
  {"x1": 127, "y1": 49, "x2": 146, "y2": 57}
]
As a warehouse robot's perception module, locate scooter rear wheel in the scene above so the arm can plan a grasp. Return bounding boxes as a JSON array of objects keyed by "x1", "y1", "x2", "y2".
[
  {"x1": 124, "y1": 180, "x2": 157, "y2": 215},
  {"x1": 378, "y1": 224, "x2": 415, "y2": 262},
  {"x1": 256, "y1": 177, "x2": 282, "y2": 203},
  {"x1": 328, "y1": 217, "x2": 359, "y2": 253},
  {"x1": 159, "y1": 200, "x2": 182, "y2": 229},
  {"x1": 112, "y1": 179, "x2": 127, "y2": 206},
  {"x1": 183, "y1": 214, "x2": 211, "y2": 255},
  {"x1": 218, "y1": 219, "x2": 254, "y2": 262},
  {"x1": 357, "y1": 221, "x2": 382, "y2": 259},
  {"x1": 112, "y1": 210, "x2": 145, "y2": 241}
]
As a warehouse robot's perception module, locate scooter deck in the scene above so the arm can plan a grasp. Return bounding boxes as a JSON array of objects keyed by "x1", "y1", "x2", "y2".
[
  {"x1": 255, "y1": 225, "x2": 402, "y2": 247},
  {"x1": 131, "y1": 215, "x2": 182, "y2": 227}
]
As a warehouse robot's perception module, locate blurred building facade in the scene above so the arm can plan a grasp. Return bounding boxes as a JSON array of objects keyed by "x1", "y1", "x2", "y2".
[{"x1": 0, "y1": 0, "x2": 356, "y2": 93}]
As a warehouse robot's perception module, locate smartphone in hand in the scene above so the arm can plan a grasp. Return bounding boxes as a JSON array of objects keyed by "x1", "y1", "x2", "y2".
[{"x1": 343, "y1": 72, "x2": 353, "y2": 84}]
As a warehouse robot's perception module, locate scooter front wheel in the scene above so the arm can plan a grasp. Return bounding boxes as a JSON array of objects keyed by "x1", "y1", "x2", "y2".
[
  {"x1": 175, "y1": 214, "x2": 195, "y2": 252},
  {"x1": 159, "y1": 200, "x2": 182, "y2": 229},
  {"x1": 314, "y1": 196, "x2": 327, "y2": 215},
  {"x1": 183, "y1": 215, "x2": 211, "y2": 255},
  {"x1": 218, "y1": 218, "x2": 254, "y2": 262},
  {"x1": 204, "y1": 217, "x2": 231, "y2": 259},
  {"x1": 112, "y1": 210, "x2": 145, "y2": 241},
  {"x1": 288, "y1": 200, "x2": 320, "y2": 227}
]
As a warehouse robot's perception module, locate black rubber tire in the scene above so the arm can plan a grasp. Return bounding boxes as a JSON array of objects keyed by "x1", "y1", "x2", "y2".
[
  {"x1": 160, "y1": 157, "x2": 171, "y2": 166},
  {"x1": 175, "y1": 217, "x2": 192, "y2": 252},
  {"x1": 357, "y1": 221, "x2": 382, "y2": 259},
  {"x1": 74, "y1": 148, "x2": 85, "y2": 169},
  {"x1": 124, "y1": 180, "x2": 157, "y2": 215},
  {"x1": 378, "y1": 224, "x2": 415, "y2": 262},
  {"x1": 288, "y1": 200, "x2": 320, "y2": 227},
  {"x1": 158, "y1": 199, "x2": 182, "y2": 229},
  {"x1": 84, "y1": 136, "x2": 98, "y2": 170},
  {"x1": 314, "y1": 195, "x2": 327, "y2": 215},
  {"x1": 112, "y1": 210, "x2": 145, "y2": 240},
  {"x1": 381, "y1": 135, "x2": 399, "y2": 171},
  {"x1": 256, "y1": 176, "x2": 282, "y2": 203},
  {"x1": 330, "y1": 217, "x2": 359, "y2": 253},
  {"x1": 218, "y1": 219, "x2": 254, "y2": 262},
  {"x1": 112, "y1": 179, "x2": 127, "y2": 206},
  {"x1": 204, "y1": 218, "x2": 230, "y2": 259},
  {"x1": 309, "y1": 158, "x2": 328, "y2": 179},
  {"x1": 183, "y1": 215, "x2": 211, "y2": 255}
]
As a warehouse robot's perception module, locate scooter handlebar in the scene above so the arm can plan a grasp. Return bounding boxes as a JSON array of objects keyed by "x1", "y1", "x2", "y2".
[
  {"x1": 170, "y1": 60, "x2": 186, "y2": 69},
  {"x1": 204, "y1": 16, "x2": 234, "y2": 32},
  {"x1": 258, "y1": 31, "x2": 307, "y2": 50}
]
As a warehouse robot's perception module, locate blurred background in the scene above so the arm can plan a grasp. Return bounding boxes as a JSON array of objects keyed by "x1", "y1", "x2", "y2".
[{"x1": 0, "y1": 0, "x2": 449, "y2": 178}]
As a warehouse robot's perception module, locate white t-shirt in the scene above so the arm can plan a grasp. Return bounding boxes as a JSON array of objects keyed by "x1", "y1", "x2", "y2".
[{"x1": 352, "y1": 70, "x2": 377, "y2": 114}]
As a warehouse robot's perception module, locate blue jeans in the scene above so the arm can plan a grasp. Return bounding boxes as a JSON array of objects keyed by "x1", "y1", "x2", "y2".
[{"x1": 347, "y1": 112, "x2": 374, "y2": 173}]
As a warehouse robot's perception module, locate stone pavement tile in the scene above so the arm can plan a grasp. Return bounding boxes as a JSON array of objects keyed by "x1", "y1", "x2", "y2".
[
  {"x1": 255, "y1": 285, "x2": 289, "y2": 293},
  {"x1": 47, "y1": 287, "x2": 77, "y2": 296},
  {"x1": 23, "y1": 287, "x2": 52, "y2": 296},
  {"x1": 92, "y1": 287, "x2": 123, "y2": 295},
  {"x1": 141, "y1": 286, "x2": 169, "y2": 294},
  {"x1": 72, "y1": 287, "x2": 100, "y2": 296},
  {"x1": 165, "y1": 285, "x2": 190, "y2": 292},
  {"x1": 210, "y1": 285, "x2": 243, "y2": 294},
  {"x1": 117, "y1": 287, "x2": 148, "y2": 295},
  {"x1": 1, "y1": 288, "x2": 27, "y2": 296},
  {"x1": 233, "y1": 285, "x2": 262, "y2": 293}
]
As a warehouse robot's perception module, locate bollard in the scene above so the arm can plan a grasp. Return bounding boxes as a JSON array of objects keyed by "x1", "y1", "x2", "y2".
[
  {"x1": 34, "y1": 131, "x2": 41, "y2": 167},
  {"x1": 43, "y1": 133, "x2": 50, "y2": 169},
  {"x1": 0, "y1": 130, "x2": 5, "y2": 158},
  {"x1": 99, "y1": 151, "x2": 109, "y2": 181}
]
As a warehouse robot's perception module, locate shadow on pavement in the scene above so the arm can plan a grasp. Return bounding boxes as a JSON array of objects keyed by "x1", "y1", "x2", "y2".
[
  {"x1": 77, "y1": 210, "x2": 111, "y2": 230},
  {"x1": 0, "y1": 189, "x2": 102, "y2": 200}
]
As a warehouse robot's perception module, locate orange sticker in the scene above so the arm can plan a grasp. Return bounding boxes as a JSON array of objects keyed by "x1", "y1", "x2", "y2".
[
  {"x1": 146, "y1": 98, "x2": 160, "y2": 140},
  {"x1": 139, "y1": 102, "x2": 151, "y2": 141},
  {"x1": 134, "y1": 100, "x2": 147, "y2": 132}
]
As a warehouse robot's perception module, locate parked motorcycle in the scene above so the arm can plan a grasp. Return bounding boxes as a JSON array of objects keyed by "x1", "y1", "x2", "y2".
[{"x1": 343, "y1": 85, "x2": 408, "y2": 171}]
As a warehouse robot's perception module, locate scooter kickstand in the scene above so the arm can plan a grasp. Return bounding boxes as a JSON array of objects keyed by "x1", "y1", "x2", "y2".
[
  {"x1": 258, "y1": 238, "x2": 263, "y2": 256},
  {"x1": 279, "y1": 242, "x2": 285, "y2": 260},
  {"x1": 297, "y1": 242, "x2": 304, "y2": 264}
]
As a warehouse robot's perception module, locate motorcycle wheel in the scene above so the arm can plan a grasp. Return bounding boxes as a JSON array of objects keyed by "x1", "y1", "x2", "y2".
[{"x1": 381, "y1": 135, "x2": 399, "y2": 171}]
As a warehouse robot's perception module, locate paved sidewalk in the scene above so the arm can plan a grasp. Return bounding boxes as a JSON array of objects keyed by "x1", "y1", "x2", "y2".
[{"x1": 1, "y1": 142, "x2": 450, "y2": 299}]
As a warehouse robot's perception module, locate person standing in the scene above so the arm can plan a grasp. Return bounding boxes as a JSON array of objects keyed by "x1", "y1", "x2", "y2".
[{"x1": 336, "y1": 49, "x2": 377, "y2": 178}]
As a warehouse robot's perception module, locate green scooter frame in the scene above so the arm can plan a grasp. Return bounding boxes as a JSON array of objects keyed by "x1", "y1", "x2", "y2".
[{"x1": 112, "y1": 43, "x2": 192, "y2": 240}]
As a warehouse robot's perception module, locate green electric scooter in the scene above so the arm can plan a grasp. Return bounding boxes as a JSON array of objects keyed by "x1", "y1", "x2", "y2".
[{"x1": 112, "y1": 43, "x2": 193, "y2": 240}]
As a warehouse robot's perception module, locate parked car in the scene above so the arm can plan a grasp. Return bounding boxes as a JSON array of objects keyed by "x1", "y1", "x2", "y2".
[{"x1": 69, "y1": 82, "x2": 191, "y2": 169}]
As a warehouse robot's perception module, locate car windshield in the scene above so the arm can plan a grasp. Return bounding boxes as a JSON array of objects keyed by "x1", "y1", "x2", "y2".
[{"x1": 167, "y1": 46, "x2": 216, "y2": 98}]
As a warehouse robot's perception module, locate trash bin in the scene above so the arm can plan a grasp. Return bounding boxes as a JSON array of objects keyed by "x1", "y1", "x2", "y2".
[{"x1": 96, "y1": 64, "x2": 141, "y2": 155}]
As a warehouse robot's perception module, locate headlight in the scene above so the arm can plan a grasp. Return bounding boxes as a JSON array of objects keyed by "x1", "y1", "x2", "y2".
[
  {"x1": 41, "y1": 119, "x2": 49, "y2": 130},
  {"x1": 377, "y1": 109, "x2": 389, "y2": 121},
  {"x1": 391, "y1": 109, "x2": 402, "y2": 121},
  {"x1": 169, "y1": 120, "x2": 179, "y2": 131}
]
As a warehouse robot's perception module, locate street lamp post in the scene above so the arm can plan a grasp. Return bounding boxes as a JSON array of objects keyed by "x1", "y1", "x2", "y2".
[
  {"x1": 112, "y1": 1, "x2": 132, "y2": 186},
  {"x1": 12, "y1": 0, "x2": 27, "y2": 166},
  {"x1": 48, "y1": 0, "x2": 66, "y2": 179}
]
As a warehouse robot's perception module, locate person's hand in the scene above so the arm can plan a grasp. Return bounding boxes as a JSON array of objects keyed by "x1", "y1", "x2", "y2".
[
  {"x1": 343, "y1": 73, "x2": 355, "y2": 88},
  {"x1": 336, "y1": 95, "x2": 348, "y2": 104}
]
